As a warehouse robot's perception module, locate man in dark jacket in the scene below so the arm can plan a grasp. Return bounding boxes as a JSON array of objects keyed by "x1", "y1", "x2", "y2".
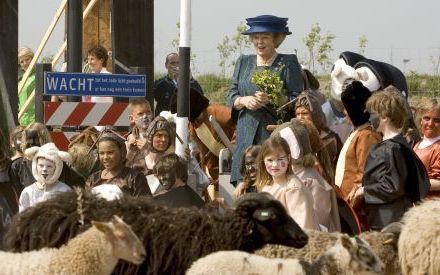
[{"x1": 153, "y1": 52, "x2": 203, "y2": 116}]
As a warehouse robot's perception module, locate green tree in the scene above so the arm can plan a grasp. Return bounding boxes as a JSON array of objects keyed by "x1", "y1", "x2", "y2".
[
  {"x1": 231, "y1": 22, "x2": 252, "y2": 56},
  {"x1": 359, "y1": 35, "x2": 368, "y2": 55},
  {"x1": 317, "y1": 32, "x2": 336, "y2": 73},
  {"x1": 303, "y1": 23, "x2": 335, "y2": 73},
  {"x1": 217, "y1": 36, "x2": 234, "y2": 77},
  {"x1": 303, "y1": 23, "x2": 321, "y2": 73},
  {"x1": 216, "y1": 22, "x2": 252, "y2": 76}
]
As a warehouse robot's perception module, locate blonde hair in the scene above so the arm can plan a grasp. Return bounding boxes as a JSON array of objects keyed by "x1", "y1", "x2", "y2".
[
  {"x1": 18, "y1": 47, "x2": 34, "y2": 59},
  {"x1": 128, "y1": 98, "x2": 152, "y2": 115},
  {"x1": 249, "y1": 32, "x2": 286, "y2": 48},
  {"x1": 366, "y1": 90, "x2": 407, "y2": 129},
  {"x1": 255, "y1": 136, "x2": 292, "y2": 192}
]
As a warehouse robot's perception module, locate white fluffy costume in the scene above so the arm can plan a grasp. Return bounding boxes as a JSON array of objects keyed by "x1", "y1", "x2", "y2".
[{"x1": 19, "y1": 143, "x2": 72, "y2": 212}]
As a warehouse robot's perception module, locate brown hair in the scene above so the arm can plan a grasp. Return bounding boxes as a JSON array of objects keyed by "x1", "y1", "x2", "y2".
[
  {"x1": 255, "y1": 136, "x2": 292, "y2": 192},
  {"x1": 21, "y1": 122, "x2": 51, "y2": 154},
  {"x1": 9, "y1": 125, "x2": 25, "y2": 153},
  {"x1": 366, "y1": 90, "x2": 407, "y2": 129},
  {"x1": 128, "y1": 98, "x2": 152, "y2": 115},
  {"x1": 87, "y1": 45, "x2": 108, "y2": 67},
  {"x1": 153, "y1": 153, "x2": 188, "y2": 182},
  {"x1": 240, "y1": 145, "x2": 261, "y2": 177},
  {"x1": 301, "y1": 119, "x2": 335, "y2": 185},
  {"x1": 0, "y1": 130, "x2": 10, "y2": 170}
]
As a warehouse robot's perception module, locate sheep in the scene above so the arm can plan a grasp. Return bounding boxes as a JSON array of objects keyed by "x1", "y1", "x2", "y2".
[
  {"x1": 4, "y1": 191, "x2": 308, "y2": 275},
  {"x1": 187, "y1": 234, "x2": 384, "y2": 275},
  {"x1": 398, "y1": 199, "x2": 440, "y2": 275},
  {"x1": 0, "y1": 215, "x2": 145, "y2": 275},
  {"x1": 255, "y1": 227, "x2": 400, "y2": 275}
]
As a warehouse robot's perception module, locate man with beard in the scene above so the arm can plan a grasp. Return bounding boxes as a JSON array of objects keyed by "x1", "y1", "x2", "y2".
[
  {"x1": 153, "y1": 153, "x2": 205, "y2": 208},
  {"x1": 126, "y1": 99, "x2": 153, "y2": 173}
]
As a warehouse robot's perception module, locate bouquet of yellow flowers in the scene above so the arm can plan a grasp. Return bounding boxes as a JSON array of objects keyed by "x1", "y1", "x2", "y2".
[{"x1": 251, "y1": 64, "x2": 285, "y2": 108}]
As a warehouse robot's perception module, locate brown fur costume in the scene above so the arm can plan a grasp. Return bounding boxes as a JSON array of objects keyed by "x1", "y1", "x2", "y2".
[{"x1": 5, "y1": 191, "x2": 307, "y2": 275}]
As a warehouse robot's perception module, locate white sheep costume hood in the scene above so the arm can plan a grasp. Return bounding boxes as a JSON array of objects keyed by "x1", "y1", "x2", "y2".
[
  {"x1": 330, "y1": 58, "x2": 369, "y2": 100},
  {"x1": 25, "y1": 143, "x2": 72, "y2": 188}
]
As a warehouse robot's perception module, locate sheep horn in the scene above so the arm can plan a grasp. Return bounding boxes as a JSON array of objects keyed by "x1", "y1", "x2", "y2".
[{"x1": 382, "y1": 239, "x2": 393, "y2": 245}]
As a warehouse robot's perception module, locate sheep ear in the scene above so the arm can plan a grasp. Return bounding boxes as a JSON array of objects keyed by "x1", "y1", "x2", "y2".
[
  {"x1": 24, "y1": 146, "x2": 40, "y2": 159},
  {"x1": 381, "y1": 221, "x2": 402, "y2": 235},
  {"x1": 339, "y1": 235, "x2": 354, "y2": 251},
  {"x1": 92, "y1": 220, "x2": 114, "y2": 236},
  {"x1": 112, "y1": 215, "x2": 125, "y2": 225},
  {"x1": 57, "y1": 151, "x2": 72, "y2": 164},
  {"x1": 252, "y1": 209, "x2": 275, "y2": 222}
]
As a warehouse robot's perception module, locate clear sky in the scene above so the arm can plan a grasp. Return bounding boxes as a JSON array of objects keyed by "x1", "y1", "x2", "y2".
[{"x1": 19, "y1": 0, "x2": 440, "y2": 75}]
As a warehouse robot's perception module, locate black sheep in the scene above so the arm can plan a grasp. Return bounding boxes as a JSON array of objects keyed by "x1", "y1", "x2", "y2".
[{"x1": 4, "y1": 191, "x2": 308, "y2": 275}]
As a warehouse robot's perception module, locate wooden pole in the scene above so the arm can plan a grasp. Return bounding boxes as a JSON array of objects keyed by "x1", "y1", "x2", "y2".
[{"x1": 51, "y1": 0, "x2": 99, "y2": 69}]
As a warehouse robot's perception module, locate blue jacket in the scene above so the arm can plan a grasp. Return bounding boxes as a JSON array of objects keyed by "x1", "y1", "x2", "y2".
[{"x1": 227, "y1": 54, "x2": 303, "y2": 183}]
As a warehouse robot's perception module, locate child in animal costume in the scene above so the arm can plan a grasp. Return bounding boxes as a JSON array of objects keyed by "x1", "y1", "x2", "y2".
[
  {"x1": 330, "y1": 51, "x2": 420, "y2": 146},
  {"x1": 19, "y1": 143, "x2": 72, "y2": 212}
]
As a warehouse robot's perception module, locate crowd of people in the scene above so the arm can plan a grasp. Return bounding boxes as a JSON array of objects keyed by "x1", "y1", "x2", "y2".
[{"x1": 3, "y1": 14, "x2": 439, "y2": 248}]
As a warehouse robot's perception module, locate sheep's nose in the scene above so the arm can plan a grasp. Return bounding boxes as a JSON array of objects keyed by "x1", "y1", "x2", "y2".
[{"x1": 298, "y1": 234, "x2": 308, "y2": 246}]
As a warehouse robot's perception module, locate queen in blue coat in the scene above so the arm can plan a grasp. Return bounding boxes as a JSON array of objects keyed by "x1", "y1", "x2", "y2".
[{"x1": 227, "y1": 15, "x2": 304, "y2": 184}]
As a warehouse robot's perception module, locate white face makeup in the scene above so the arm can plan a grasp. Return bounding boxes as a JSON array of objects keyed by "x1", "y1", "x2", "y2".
[
  {"x1": 36, "y1": 158, "x2": 56, "y2": 181},
  {"x1": 264, "y1": 153, "x2": 289, "y2": 178}
]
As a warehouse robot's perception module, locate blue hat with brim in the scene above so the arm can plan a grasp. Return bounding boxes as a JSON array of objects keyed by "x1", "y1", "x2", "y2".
[{"x1": 242, "y1": 15, "x2": 292, "y2": 35}]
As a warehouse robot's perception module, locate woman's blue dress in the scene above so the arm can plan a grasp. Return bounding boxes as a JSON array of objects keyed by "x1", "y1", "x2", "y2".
[{"x1": 227, "y1": 54, "x2": 304, "y2": 183}]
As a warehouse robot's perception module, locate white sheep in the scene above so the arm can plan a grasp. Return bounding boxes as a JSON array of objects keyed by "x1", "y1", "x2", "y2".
[
  {"x1": 399, "y1": 199, "x2": 440, "y2": 275},
  {"x1": 187, "y1": 235, "x2": 384, "y2": 275},
  {"x1": 256, "y1": 228, "x2": 399, "y2": 275},
  {"x1": 0, "y1": 216, "x2": 145, "y2": 275}
]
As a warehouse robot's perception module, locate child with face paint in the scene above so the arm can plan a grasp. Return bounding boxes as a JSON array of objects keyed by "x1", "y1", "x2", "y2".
[
  {"x1": 9, "y1": 123, "x2": 53, "y2": 193},
  {"x1": 256, "y1": 136, "x2": 320, "y2": 230},
  {"x1": 19, "y1": 143, "x2": 72, "y2": 212},
  {"x1": 86, "y1": 131, "x2": 152, "y2": 197},
  {"x1": 272, "y1": 119, "x2": 341, "y2": 232},
  {"x1": 143, "y1": 116, "x2": 174, "y2": 175},
  {"x1": 354, "y1": 91, "x2": 430, "y2": 230},
  {"x1": 153, "y1": 153, "x2": 205, "y2": 208},
  {"x1": 126, "y1": 99, "x2": 153, "y2": 173},
  {"x1": 234, "y1": 145, "x2": 261, "y2": 198}
]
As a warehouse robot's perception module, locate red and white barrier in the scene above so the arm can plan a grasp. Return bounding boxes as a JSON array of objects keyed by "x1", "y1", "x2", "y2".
[{"x1": 44, "y1": 102, "x2": 130, "y2": 126}]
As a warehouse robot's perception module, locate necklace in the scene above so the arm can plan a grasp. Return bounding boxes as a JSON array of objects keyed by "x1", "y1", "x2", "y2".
[{"x1": 257, "y1": 52, "x2": 278, "y2": 66}]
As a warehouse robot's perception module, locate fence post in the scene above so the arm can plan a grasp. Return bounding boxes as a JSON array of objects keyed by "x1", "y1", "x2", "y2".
[{"x1": 35, "y1": 63, "x2": 52, "y2": 123}]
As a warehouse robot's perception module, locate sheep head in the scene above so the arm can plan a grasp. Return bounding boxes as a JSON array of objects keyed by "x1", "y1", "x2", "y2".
[
  {"x1": 92, "y1": 215, "x2": 146, "y2": 265},
  {"x1": 330, "y1": 235, "x2": 385, "y2": 274},
  {"x1": 234, "y1": 192, "x2": 308, "y2": 249}
]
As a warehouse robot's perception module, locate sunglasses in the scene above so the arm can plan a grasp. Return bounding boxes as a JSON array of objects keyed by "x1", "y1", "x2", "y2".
[{"x1": 422, "y1": 116, "x2": 440, "y2": 124}]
